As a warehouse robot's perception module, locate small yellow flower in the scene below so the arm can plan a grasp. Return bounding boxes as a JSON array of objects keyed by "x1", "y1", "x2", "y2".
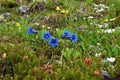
[
  {"x1": 16, "y1": 22, "x2": 21, "y2": 27},
  {"x1": 104, "y1": 19, "x2": 108, "y2": 22},
  {"x1": 60, "y1": 9, "x2": 66, "y2": 14},
  {"x1": 56, "y1": 6, "x2": 61, "y2": 11},
  {"x1": 18, "y1": 27, "x2": 21, "y2": 32},
  {"x1": 65, "y1": 10, "x2": 69, "y2": 14},
  {"x1": 18, "y1": 27, "x2": 21, "y2": 30},
  {"x1": 0, "y1": 16, "x2": 4, "y2": 19}
]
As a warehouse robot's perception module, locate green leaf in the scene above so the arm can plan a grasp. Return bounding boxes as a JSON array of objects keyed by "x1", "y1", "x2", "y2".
[
  {"x1": 73, "y1": 52, "x2": 79, "y2": 61},
  {"x1": 113, "y1": 47, "x2": 119, "y2": 57}
]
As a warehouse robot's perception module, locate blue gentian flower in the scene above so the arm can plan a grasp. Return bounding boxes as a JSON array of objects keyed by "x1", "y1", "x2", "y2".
[
  {"x1": 42, "y1": 32, "x2": 52, "y2": 41},
  {"x1": 49, "y1": 37, "x2": 58, "y2": 48},
  {"x1": 69, "y1": 33, "x2": 78, "y2": 43},
  {"x1": 27, "y1": 26, "x2": 38, "y2": 34},
  {"x1": 61, "y1": 30, "x2": 71, "y2": 38}
]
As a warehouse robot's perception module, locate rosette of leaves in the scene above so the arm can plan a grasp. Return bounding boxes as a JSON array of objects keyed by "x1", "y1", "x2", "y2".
[{"x1": 61, "y1": 47, "x2": 80, "y2": 62}]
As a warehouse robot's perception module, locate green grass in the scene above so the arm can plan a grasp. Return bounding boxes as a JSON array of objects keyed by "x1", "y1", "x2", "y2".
[{"x1": 0, "y1": 0, "x2": 120, "y2": 80}]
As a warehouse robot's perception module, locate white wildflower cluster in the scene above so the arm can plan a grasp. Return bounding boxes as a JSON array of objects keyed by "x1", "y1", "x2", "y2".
[
  {"x1": 41, "y1": 25, "x2": 59, "y2": 31},
  {"x1": 18, "y1": 5, "x2": 29, "y2": 14},
  {"x1": 95, "y1": 53, "x2": 101, "y2": 57},
  {"x1": 97, "y1": 23, "x2": 109, "y2": 28},
  {"x1": 93, "y1": 3, "x2": 109, "y2": 13},
  {"x1": 103, "y1": 29, "x2": 115, "y2": 33}
]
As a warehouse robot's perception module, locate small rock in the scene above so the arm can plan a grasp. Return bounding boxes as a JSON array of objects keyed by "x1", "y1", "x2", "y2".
[
  {"x1": 18, "y1": 5, "x2": 29, "y2": 14},
  {"x1": 4, "y1": 12, "x2": 11, "y2": 19},
  {"x1": 106, "y1": 57, "x2": 116, "y2": 63},
  {"x1": 102, "y1": 57, "x2": 116, "y2": 63},
  {"x1": 101, "y1": 70, "x2": 115, "y2": 80},
  {"x1": 42, "y1": 0, "x2": 46, "y2": 3},
  {"x1": 55, "y1": 60, "x2": 62, "y2": 65}
]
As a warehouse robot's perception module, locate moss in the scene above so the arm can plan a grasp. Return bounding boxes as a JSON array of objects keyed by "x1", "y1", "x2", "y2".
[
  {"x1": 0, "y1": 0, "x2": 18, "y2": 8},
  {"x1": 114, "y1": 57, "x2": 120, "y2": 78}
]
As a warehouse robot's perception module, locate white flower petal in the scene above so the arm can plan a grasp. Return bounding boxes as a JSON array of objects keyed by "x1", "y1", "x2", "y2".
[
  {"x1": 107, "y1": 57, "x2": 116, "y2": 62},
  {"x1": 110, "y1": 18, "x2": 116, "y2": 21},
  {"x1": 98, "y1": 24, "x2": 103, "y2": 28},
  {"x1": 88, "y1": 16, "x2": 94, "y2": 19},
  {"x1": 97, "y1": 43, "x2": 101, "y2": 45},
  {"x1": 42, "y1": 25, "x2": 46, "y2": 28},
  {"x1": 56, "y1": 28, "x2": 59, "y2": 31},
  {"x1": 95, "y1": 53, "x2": 101, "y2": 57}
]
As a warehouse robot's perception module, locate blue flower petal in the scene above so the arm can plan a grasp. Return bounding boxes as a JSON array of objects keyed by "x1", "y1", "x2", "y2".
[
  {"x1": 42, "y1": 32, "x2": 52, "y2": 41},
  {"x1": 63, "y1": 30, "x2": 71, "y2": 39},
  {"x1": 27, "y1": 26, "x2": 33, "y2": 34},
  {"x1": 69, "y1": 33, "x2": 78, "y2": 43},
  {"x1": 27, "y1": 26, "x2": 38, "y2": 34},
  {"x1": 49, "y1": 37, "x2": 58, "y2": 48}
]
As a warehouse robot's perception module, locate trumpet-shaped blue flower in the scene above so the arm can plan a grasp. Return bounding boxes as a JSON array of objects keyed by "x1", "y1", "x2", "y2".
[
  {"x1": 27, "y1": 26, "x2": 38, "y2": 34},
  {"x1": 69, "y1": 33, "x2": 78, "y2": 43},
  {"x1": 49, "y1": 37, "x2": 58, "y2": 48},
  {"x1": 42, "y1": 32, "x2": 52, "y2": 41},
  {"x1": 61, "y1": 30, "x2": 71, "y2": 38}
]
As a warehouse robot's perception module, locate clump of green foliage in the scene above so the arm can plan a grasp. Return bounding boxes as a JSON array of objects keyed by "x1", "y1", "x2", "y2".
[{"x1": 0, "y1": 0, "x2": 120, "y2": 80}]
